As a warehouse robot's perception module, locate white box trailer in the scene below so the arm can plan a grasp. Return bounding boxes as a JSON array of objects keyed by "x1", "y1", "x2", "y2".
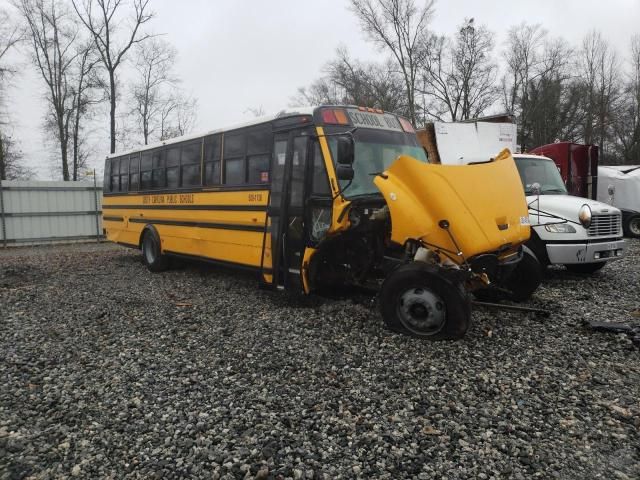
[{"x1": 597, "y1": 165, "x2": 640, "y2": 237}]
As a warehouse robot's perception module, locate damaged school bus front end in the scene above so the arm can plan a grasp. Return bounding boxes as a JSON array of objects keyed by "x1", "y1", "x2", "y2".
[{"x1": 371, "y1": 149, "x2": 534, "y2": 339}]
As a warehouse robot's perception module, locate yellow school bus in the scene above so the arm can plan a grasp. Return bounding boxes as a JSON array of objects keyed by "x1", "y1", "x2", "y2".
[{"x1": 103, "y1": 106, "x2": 532, "y2": 339}]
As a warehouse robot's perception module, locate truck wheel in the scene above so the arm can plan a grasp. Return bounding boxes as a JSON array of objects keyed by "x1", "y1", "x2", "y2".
[
  {"x1": 565, "y1": 262, "x2": 606, "y2": 274},
  {"x1": 624, "y1": 214, "x2": 640, "y2": 238},
  {"x1": 505, "y1": 248, "x2": 542, "y2": 302},
  {"x1": 141, "y1": 228, "x2": 169, "y2": 272},
  {"x1": 380, "y1": 263, "x2": 470, "y2": 340}
]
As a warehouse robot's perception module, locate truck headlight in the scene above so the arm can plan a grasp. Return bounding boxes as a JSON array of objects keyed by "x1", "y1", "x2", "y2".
[
  {"x1": 544, "y1": 223, "x2": 577, "y2": 233},
  {"x1": 578, "y1": 204, "x2": 592, "y2": 228}
]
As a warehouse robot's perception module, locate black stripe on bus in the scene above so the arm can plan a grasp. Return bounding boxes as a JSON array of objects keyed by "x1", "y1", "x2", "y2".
[
  {"x1": 129, "y1": 217, "x2": 265, "y2": 232},
  {"x1": 103, "y1": 204, "x2": 266, "y2": 212},
  {"x1": 164, "y1": 250, "x2": 273, "y2": 274},
  {"x1": 103, "y1": 216, "x2": 124, "y2": 222}
]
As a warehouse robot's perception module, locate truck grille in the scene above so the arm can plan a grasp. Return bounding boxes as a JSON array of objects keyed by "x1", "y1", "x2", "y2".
[{"x1": 587, "y1": 214, "x2": 621, "y2": 237}]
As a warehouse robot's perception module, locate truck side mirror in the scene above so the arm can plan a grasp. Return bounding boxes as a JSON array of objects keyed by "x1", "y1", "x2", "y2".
[{"x1": 336, "y1": 136, "x2": 354, "y2": 165}]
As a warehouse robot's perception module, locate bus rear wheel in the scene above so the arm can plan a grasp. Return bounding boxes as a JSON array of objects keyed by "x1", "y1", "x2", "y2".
[
  {"x1": 141, "y1": 229, "x2": 169, "y2": 272},
  {"x1": 380, "y1": 263, "x2": 470, "y2": 340}
]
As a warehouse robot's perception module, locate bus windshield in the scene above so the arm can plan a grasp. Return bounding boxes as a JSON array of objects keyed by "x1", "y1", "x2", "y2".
[
  {"x1": 328, "y1": 128, "x2": 427, "y2": 198},
  {"x1": 515, "y1": 157, "x2": 568, "y2": 195}
]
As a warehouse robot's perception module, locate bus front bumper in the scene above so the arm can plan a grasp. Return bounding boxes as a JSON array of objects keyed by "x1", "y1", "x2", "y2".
[{"x1": 546, "y1": 238, "x2": 625, "y2": 264}]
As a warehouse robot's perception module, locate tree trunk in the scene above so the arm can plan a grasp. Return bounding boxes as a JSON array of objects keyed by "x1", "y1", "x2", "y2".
[
  {"x1": 0, "y1": 133, "x2": 5, "y2": 181},
  {"x1": 110, "y1": 71, "x2": 117, "y2": 154},
  {"x1": 73, "y1": 114, "x2": 80, "y2": 181}
]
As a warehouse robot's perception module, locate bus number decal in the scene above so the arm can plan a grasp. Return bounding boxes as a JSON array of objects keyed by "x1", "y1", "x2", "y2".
[{"x1": 248, "y1": 193, "x2": 263, "y2": 202}]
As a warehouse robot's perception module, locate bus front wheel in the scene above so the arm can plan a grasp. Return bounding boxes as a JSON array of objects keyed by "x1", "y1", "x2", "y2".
[
  {"x1": 380, "y1": 263, "x2": 471, "y2": 340},
  {"x1": 141, "y1": 229, "x2": 169, "y2": 272}
]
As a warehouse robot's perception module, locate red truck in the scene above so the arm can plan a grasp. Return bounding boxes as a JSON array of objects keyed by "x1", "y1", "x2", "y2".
[{"x1": 529, "y1": 142, "x2": 599, "y2": 200}]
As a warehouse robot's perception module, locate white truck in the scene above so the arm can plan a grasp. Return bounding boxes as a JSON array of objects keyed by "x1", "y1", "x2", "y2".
[
  {"x1": 514, "y1": 153, "x2": 625, "y2": 273},
  {"x1": 597, "y1": 165, "x2": 640, "y2": 238},
  {"x1": 418, "y1": 120, "x2": 625, "y2": 275}
]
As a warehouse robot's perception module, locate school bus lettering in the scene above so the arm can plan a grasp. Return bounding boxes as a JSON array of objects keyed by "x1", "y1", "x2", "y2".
[{"x1": 248, "y1": 193, "x2": 263, "y2": 202}]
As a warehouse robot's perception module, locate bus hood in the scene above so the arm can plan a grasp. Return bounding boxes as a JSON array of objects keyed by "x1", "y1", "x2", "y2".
[
  {"x1": 526, "y1": 194, "x2": 621, "y2": 225},
  {"x1": 373, "y1": 149, "x2": 531, "y2": 263}
]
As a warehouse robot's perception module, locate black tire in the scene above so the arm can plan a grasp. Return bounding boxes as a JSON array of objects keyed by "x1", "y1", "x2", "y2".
[
  {"x1": 565, "y1": 262, "x2": 606, "y2": 274},
  {"x1": 623, "y1": 214, "x2": 640, "y2": 238},
  {"x1": 141, "y1": 228, "x2": 169, "y2": 272},
  {"x1": 504, "y1": 249, "x2": 542, "y2": 302},
  {"x1": 380, "y1": 263, "x2": 471, "y2": 340}
]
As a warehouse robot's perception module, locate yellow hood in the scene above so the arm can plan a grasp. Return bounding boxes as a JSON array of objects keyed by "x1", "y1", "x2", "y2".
[{"x1": 373, "y1": 149, "x2": 530, "y2": 262}]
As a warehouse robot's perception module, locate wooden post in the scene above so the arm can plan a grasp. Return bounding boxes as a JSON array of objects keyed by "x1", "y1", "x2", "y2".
[{"x1": 93, "y1": 169, "x2": 100, "y2": 242}]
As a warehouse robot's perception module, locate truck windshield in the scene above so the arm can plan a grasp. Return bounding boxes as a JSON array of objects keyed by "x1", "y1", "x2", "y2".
[
  {"x1": 515, "y1": 157, "x2": 568, "y2": 195},
  {"x1": 327, "y1": 128, "x2": 427, "y2": 198}
]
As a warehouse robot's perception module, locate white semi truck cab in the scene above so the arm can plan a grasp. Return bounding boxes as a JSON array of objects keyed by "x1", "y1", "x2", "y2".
[{"x1": 514, "y1": 154, "x2": 625, "y2": 273}]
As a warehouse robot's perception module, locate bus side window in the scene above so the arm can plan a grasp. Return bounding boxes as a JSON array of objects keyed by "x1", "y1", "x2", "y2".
[
  {"x1": 290, "y1": 137, "x2": 308, "y2": 207},
  {"x1": 181, "y1": 141, "x2": 202, "y2": 187},
  {"x1": 120, "y1": 155, "x2": 129, "y2": 192},
  {"x1": 152, "y1": 149, "x2": 165, "y2": 189},
  {"x1": 204, "y1": 135, "x2": 221, "y2": 185},
  {"x1": 129, "y1": 153, "x2": 140, "y2": 191},
  {"x1": 103, "y1": 158, "x2": 111, "y2": 192},
  {"x1": 166, "y1": 146, "x2": 180, "y2": 189},
  {"x1": 312, "y1": 142, "x2": 331, "y2": 196},
  {"x1": 140, "y1": 153, "x2": 152, "y2": 190},
  {"x1": 223, "y1": 132, "x2": 245, "y2": 185},
  {"x1": 247, "y1": 127, "x2": 272, "y2": 184},
  {"x1": 110, "y1": 157, "x2": 120, "y2": 193}
]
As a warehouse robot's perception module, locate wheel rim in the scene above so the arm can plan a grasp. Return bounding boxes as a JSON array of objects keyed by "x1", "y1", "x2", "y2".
[
  {"x1": 630, "y1": 218, "x2": 640, "y2": 236},
  {"x1": 143, "y1": 235, "x2": 156, "y2": 264},
  {"x1": 396, "y1": 287, "x2": 446, "y2": 336}
]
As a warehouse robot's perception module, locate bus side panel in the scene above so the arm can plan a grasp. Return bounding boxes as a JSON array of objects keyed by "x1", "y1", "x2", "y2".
[{"x1": 103, "y1": 189, "x2": 271, "y2": 268}]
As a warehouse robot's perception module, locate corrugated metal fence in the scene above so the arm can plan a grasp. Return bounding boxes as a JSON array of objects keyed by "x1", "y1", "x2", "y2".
[{"x1": 0, "y1": 180, "x2": 103, "y2": 247}]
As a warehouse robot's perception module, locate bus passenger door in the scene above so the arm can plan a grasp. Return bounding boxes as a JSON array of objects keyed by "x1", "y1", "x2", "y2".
[{"x1": 262, "y1": 133, "x2": 308, "y2": 290}]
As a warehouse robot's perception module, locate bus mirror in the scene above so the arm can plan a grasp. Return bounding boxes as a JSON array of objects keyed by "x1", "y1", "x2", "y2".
[
  {"x1": 337, "y1": 136, "x2": 354, "y2": 165},
  {"x1": 336, "y1": 163, "x2": 354, "y2": 181}
]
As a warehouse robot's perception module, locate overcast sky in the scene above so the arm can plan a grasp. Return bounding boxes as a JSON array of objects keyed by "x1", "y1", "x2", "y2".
[{"x1": 2, "y1": 0, "x2": 639, "y2": 179}]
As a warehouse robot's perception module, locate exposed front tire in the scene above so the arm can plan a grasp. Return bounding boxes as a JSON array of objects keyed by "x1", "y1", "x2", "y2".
[
  {"x1": 505, "y1": 248, "x2": 542, "y2": 302},
  {"x1": 623, "y1": 214, "x2": 640, "y2": 238},
  {"x1": 565, "y1": 262, "x2": 606, "y2": 274},
  {"x1": 141, "y1": 228, "x2": 169, "y2": 272},
  {"x1": 380, "y1": 263, "x2": 471, "y2": 340}
]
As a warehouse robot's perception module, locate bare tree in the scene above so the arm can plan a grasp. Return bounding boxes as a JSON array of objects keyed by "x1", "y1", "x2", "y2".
[
  {"x1": 293, "y1": 47, "x2": 408, "y2": 116},
  {"x1": 70, "y1": 40, "x2": 101, "y2": 179},
  {"x1": 0, "y1": 6, "x2": 24, "y2": 180},
  {"x1": 0, "y1": 7, "x2": 23, "y2": 87},
  {"x1": 579, "y1": 30, "x2": 620, "y2": 160},
  {"x1": 349, "y1": 0, "x2": 434, "y2": 125},
  {"x1": 160, "y1": 92, "x2": 198, "y2": 140},
  {"x1": 421, "y1": 18, "x2": 497, "y2": 121},
  {"x1": 15, "y1": 0, "x2": 84, "y2": 180},
  {"x1": 611, "y1": 35, "x2": 640, "y2": 164},
  {"x1": 0, "y1": 132, "x2": 34, "y2": 180},
  {"x1": 72, "y1": 0, "x2": 153, "y2": 154},
  {"x1": 130, "y1": 37, "x2": 177, "y2": 145}
]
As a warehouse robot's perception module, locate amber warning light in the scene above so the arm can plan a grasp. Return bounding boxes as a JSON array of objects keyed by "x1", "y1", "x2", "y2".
[{"x1": 321, "y1": 108, "x2": 350, "y2": 125}]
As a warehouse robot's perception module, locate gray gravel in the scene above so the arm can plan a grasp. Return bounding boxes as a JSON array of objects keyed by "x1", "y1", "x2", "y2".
[{"x1": 1, "y1": 240, "x2": 639, "y2": 479}]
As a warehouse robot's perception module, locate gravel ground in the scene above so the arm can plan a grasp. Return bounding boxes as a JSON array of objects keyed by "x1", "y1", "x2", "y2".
[{"x1": 1, "y1": 240, "x2": 639, "y2": 480}]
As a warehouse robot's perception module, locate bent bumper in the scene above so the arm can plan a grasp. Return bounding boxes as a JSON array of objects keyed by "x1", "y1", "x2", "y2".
[{"x1": 546, "y1": 239, "x2": 625, "y2": 264}]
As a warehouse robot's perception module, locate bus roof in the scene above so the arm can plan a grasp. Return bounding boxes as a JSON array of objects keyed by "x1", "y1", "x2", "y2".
[{"x1": 106, "y1": 106, "x2": 316, "y2": 159}]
